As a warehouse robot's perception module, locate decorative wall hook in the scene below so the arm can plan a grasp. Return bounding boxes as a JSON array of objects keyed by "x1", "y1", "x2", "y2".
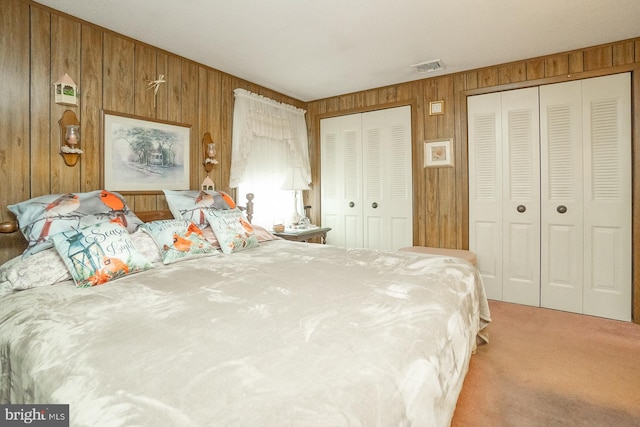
[
  {"x1": 59, "y1": 110, "x2": 83, "y2": 166},
  {"x1": 146, "y1": 74, "x2": 165, "y2": 107},
  {"x1": 202, "y1": 132, "x2": 219, "y2": 173}
]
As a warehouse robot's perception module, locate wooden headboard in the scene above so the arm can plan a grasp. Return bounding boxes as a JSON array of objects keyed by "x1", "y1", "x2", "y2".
[{"x1": 0, "y1": 193, "x2": 255, "y2": 263}]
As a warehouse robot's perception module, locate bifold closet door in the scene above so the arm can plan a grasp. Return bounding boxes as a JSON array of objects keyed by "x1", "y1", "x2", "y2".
[
  {"x1": 540, "y1": 73, "x2": 631, "y2": 321},
  {"x1": 470, "y1": 73, "x2": 631, "y2": 321},
  {"x1": 581, "y1": 74, "x2": 631, "y2": 321},
  {"x1": 361, "y1": 106, "x2": 412, "y2": 250},
  {"x1": 320, "y1": 106, "x2": 412, "y2": 251},
  {"x1": 539, "y1": 80, "x2": 584, "y2": 314},
  {"x1": 320, "y1": 113, "x2": 363, "y2": 249},
  {"x1": 468, "y1": 87, "x2": 540, "y2": 305},
  {"x1": 468, "y1": 92, "x2": 503, "y2": 299}
]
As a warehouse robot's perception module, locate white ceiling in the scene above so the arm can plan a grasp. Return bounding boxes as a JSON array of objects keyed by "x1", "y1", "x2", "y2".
[{"x1": 35, "y1": 0, "x2": 640, "y2": 102}]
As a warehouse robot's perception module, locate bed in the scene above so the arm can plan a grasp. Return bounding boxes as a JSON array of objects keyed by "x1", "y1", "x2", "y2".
[{"x1": 0, "y1": 190, "x2": 490, "y2": 427}]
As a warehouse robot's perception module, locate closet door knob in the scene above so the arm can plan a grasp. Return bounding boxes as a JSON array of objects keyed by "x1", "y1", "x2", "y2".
[
  {"x1": 557, "y1": 205, "x2": 567, "y2": 214},
  {"x1": 348, "y1": 201, "x2": 355, "y2": 208},
  {"x1": 516, "y1": 205, "x2": 526, "y2": 213},
  {"x1": 371, "y1": 202, "x2": 378, "y2": 209}
]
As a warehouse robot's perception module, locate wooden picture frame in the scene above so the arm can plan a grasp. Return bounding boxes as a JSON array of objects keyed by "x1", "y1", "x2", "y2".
[
  {"x1": 101, "y1": 111, "x2": 191, "y2": 194},
  {"x1": 429, "y1": 100, "x2": 445, "y2": 115},
  {"x1": 424, "y1": 138, "x2": 454, "y2": 168}
]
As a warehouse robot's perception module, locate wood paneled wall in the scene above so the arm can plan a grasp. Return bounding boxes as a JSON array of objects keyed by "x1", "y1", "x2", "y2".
[{"x1": 0, "y1": 0, "x2": 305, "y2": 262}]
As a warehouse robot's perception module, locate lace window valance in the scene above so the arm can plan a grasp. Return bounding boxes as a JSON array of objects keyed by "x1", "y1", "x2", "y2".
[{"x1": 230, "y1": 89, "x2": 310, "y2": 188}]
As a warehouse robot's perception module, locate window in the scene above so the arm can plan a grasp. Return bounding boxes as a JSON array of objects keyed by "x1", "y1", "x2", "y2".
[{"x1": 230, "y1": 89, "x2": 311, "y2": 229}]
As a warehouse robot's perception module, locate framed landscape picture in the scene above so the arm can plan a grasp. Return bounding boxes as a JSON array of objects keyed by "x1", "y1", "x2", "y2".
[{"x1": 102, "y1": 111, "x2": 191, "y2": 193}]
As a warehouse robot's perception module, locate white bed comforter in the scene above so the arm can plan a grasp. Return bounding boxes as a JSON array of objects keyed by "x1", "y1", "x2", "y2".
[{"x1": 0, "y1": 240, "x2": 490, "y2": 427}]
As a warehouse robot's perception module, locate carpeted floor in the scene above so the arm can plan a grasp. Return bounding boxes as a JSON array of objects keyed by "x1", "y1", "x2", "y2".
[{"x1": 451, "y1": 300, "x2": 640, "y2": 426}]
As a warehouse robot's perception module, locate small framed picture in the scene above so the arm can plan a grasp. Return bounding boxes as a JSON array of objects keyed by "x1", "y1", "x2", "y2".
[
  {"x1": 424, "y1": 139, "x2": 454, "y2": 168},
  {"x1": 429, "y1": 100, "x2": 444, "y2": 115},
  {"x1": 429, "y1": 101, "x2": 444, "y2": 116}
]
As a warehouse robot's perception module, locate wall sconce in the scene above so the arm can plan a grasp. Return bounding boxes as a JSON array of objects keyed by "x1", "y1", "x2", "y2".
[
  {"x1": 53, "y1": 74, "x2": 78, "y2": 106},
  {"x1": 59, "y1": 110, "x2": 83, "y2": 166},
  {"x1": 202, "y1": 132, "x2": 219, "y2": 173}
]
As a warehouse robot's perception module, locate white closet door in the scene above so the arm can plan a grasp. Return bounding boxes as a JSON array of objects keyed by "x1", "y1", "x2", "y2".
[
  {"x1": 540, "y1": 73, "x2": 631, "y2": 321},
  {"x1": 320, "y1": 113, "x2": 363, "y2": 248},
  {"x1": 581, "y1": 73, "x2": 632, "y2": 321},
  {"x1": 469, "y1": 88, "x2": 539, "y2": 305},
  {"x1": 468, "y1": 92, "x2": 503, "y2": 300},
  {"x1": 500, "y1": 88, "x2": 541, "y2": 306},
  {"x1": 321, "y1": 106, "x2": 412, "y2": 250},
  {"x1": 470, "y1": 73, "x2": 631, "y2": 320},
  {"x1": 539, "y1": 80, "x2": 584, "y2": 313},
  {"x1": 361, "y1": 106, "x2": 413, "y2": 250}
]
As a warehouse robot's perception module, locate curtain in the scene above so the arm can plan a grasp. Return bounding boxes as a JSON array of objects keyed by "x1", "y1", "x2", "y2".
[
  {"x1": 230, "y1": 89, "x2": 311, "y2": 227},
  {"x1": 230, "y1": 89, "x2": 310, "y2": 188}
]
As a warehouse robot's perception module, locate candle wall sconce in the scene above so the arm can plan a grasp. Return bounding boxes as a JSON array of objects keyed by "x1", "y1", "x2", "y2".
[
  {"x1": 59, "y1": 110, "x2": 83, "y2": 166},
  {"x1": 202, "y1": 132, "x2": 219, "y2": 173}
]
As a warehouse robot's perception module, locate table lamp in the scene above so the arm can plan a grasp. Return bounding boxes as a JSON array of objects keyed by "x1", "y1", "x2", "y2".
[{"x1": 281, "y1": 167, "x2": 310, "y2": 227}]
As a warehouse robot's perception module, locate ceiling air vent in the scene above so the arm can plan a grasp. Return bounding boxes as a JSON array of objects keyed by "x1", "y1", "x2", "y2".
[{"x1": 411, "y1": 59, "x2": 445, "y2": 74}]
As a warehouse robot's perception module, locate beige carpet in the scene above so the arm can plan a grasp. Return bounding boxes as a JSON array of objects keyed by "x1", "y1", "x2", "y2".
[{"x1": 452, "y1": 300, "x2": 640, "y2": 426}]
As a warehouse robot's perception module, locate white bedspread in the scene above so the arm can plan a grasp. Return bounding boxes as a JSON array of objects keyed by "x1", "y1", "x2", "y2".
[{"x1": 0, "y1": 240, "x2": 490, "y2": 427}]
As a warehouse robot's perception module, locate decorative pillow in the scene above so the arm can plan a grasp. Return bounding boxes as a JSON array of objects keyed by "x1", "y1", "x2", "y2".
[
  {"x1": 51, "y1": 221, "x2": 153, "y2": 288},
  {"x1": 8, "y1": 190, "x2": 143, "y2": 258},
  {"x1": 0, "y1": 247, "x2": 71, "y2": 290},
  {"x1": 199, "y1": 223, "x2": 277, "y2": 247},
  {"x1": 163, "y1": 190, "x2": 236, "y2": 229},
  {"x1": 205, "y1": 208, "x2": 259, "y2": 254},
  {"x1": 141, "y1": 219, "x2": 218, "y2": 264}
]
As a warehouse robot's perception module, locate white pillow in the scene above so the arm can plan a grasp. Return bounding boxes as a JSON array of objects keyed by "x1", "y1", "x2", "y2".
[{"x1": 0, "y1": 248, "x2": 71, "y2": 290}]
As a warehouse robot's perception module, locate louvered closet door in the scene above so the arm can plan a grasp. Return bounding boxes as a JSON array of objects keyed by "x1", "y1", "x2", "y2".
[
  {"x1": 361, "y1": 106, "x2": 412, "y2": 250},
  {"x1": 471, "y1": 73, "x2": 631, "y2": 320},
  {"x1": 468, "y1": 88, "x2": 539, "y2": 304},
  {"x1": 320, "y1": 114, "x2": 363, "y2": 248},
  {"x1": 500, "y1": 88, "x2": 541, "y2": 306},
  {"x1": 540, "y1": 73, "x2": 631, "y2": 321},
  {"x1": 321, "y1": 106, "x2": 412, "y2": 250},
  {"x1": 468, "y1": 92, "x2": 504, "y2": 300},
  {"x1": 539, "y1": 80, "x2": 584, "y2": 314},
  {"x1": 467, "y1": 88, "x2": 540, "y2": 306},
  {"x1": 581, "y1": 73, "x2": 631, "y2": 321}
]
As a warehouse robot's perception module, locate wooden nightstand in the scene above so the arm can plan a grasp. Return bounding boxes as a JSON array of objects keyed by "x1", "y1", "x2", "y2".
[{"x1": 273, "y1": 227, "x2": 331, "y2": 244}]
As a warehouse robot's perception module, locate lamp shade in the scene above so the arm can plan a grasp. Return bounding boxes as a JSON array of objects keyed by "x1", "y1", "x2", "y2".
[{"x1": 281, "y1": 167, "x2": 310, "y2": 191}]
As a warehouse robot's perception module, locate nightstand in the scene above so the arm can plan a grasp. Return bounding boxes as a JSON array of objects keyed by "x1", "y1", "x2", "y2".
[{"x1": 273, "y1": 227, "x2": 331, "y2": 244}]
